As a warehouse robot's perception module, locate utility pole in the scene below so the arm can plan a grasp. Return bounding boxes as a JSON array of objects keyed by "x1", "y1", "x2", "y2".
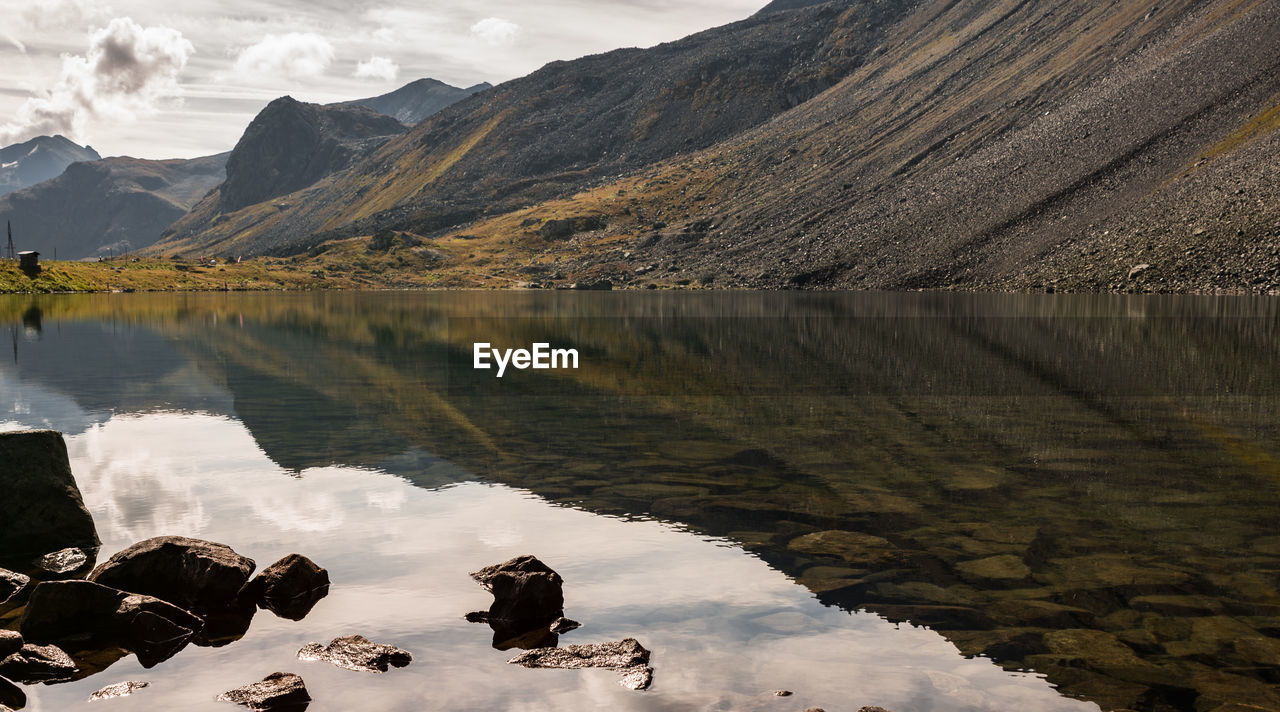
[{"x1": 5, "y1": 221, "x2": 14, "y2": 260}]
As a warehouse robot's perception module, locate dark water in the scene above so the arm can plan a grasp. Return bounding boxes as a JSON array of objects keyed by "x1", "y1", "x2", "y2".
[{"x1": 2, "y1": 291, "x2": 1279, "y2": 712}]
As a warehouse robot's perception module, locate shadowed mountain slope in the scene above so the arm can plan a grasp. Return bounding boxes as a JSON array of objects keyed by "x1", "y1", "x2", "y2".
[
  {"x1": 0, "y1": 135, "x2": 100, "y2": 197},
  {"x1": 151, "y1": 0, "x2": 912, "y2": 256},
  {"x1": 154, "y1": 0, "x2": 1280, "y2": 293},
  {"x1": 0, "y1": 153, "x2": 227, "y2": 259}
]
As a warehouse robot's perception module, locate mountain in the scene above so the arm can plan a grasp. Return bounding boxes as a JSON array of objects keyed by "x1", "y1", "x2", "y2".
[
  {"x1": 160, "y1": 98, "x2": 408, "y2": 253},
  {"x1": 0, "y1": 153, "x2": 227, "y2": 259},
  {"x1": 0, "y1": 135, "x2": 100, "y2": 197},
  {"x1": 152, "y1": 1, "x2": 910, "y2": 257},
  {"x1": 153, "y1": 0, "x2": 1280, "y2": 293},
  {"x1": 344, "y1": 78, "x2": 493, "y2": 125}
]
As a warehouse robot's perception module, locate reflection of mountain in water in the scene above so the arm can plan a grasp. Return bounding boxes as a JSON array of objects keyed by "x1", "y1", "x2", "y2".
[{"x1": 3, "y1": 292, "x2": 1280, "y2": 712}]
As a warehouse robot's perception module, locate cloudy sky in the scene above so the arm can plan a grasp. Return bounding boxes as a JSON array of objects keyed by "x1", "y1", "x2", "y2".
[{"x1": 1, "y1": 0, "x2": 765, "y2": 159}]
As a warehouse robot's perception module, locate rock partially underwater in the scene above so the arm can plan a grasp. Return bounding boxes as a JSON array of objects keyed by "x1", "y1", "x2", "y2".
[
  {"x1": 0, "y1": 430, "x2": 100, "y2": 569},
  {"x1": 508, "y1": 638, "x2": 655, "y2": 691},
  {"x1": 468, "y1": 555, "x2": 567, "y2": 649},
  {"x1": 297, "y1": 635, "x2": 411, "y2": 673},
  {"x1": 217, "y1": 672, "x2": 310, "y2": 711},
  {"x1": 240, "y1": 554, "x2": 330, "y2": 621}
]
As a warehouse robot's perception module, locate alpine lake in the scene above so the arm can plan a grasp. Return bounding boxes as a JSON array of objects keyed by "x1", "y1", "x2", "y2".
[{"x1": 2, "y1": 291, "x2": 1279, "y2": 712}]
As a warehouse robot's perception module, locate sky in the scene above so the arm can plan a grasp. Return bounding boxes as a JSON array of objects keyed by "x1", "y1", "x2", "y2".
[{"x1": 0, "y1": 0, "x2": 766, "y2": 160}]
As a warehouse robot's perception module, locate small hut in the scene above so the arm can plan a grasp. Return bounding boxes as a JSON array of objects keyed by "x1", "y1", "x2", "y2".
[{"x1": 18, "y1": 251, "x2": 39, "y2": 270}]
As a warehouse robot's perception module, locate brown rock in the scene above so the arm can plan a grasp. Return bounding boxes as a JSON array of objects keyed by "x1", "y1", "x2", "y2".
[
  {"x1": 217, "y1": 672, "x2": 310, "y2": 710},
  {"x1": 0, "y1": 430, "x2": 100, "y2": 569},
  {"x1": 297, "y1": 635, "x2": 411, "y2": 673},
  {"x1": 19, "y1": 580, "x2": 204, "y2": 668},
  {"x1": 240, "y1": 554, "x2": 329, "y2": 621},
  {"x1": 0, "y1": 630, "x2": 21, "y2": 660},
  {"x1": 0, "y1": 643, "x2": 78, "y2": 683},
  {"x1": 470, "y1": 555, "x2": 565, "y2": 646},
  {"x1": 508, "y1": 638, "x2": 653, "y2": 691},
  {"x1": 0, "y1": 569, "x2": 30, "y2": 605},
  {"x1": 89, "y1": 680, "x2": 150, "y2": 701},
  {"x1": 90, "y1": 536, "x2": 255, "y2": 614}
]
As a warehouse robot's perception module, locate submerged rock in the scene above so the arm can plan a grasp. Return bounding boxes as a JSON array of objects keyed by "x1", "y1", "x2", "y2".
[
  {"x1": 297, "y1": 634, "x2": 412, "y2": 673},
  {"x1": 507, "y1": 638, "x2": 654, "y2": 691},
  {"x1": 0, "y1": 631, "x2": 22, "y2": 660},
  {"x1": 19, "y1": 580, "x2": 204, "y2": 668},
  {"x1": 0, "y1": 643, "x2": 78, "y2": 683},
  {"x1": 89, "y1": 536, "x2": 256, "y2": 614},
  {"x1": 0, "y1": 430, "x2": 100, "y2": 569},
  {"x1": 240, "y1": 554, "x2": 329, "y2": 621},
  {"x1": 217, "y1": 672, "x2": 310, "y2": 711},
  {"x1": 470, "y1": 555, "x2": 565, "y2": 648},
  {"x1": 0, "y1": 570, "x2": 30, "y2": 606},
  {"x1": 549, "y1": 617, "x2": 581, "y2": 634},
  {"x1": 35, "y1": 547, "x2": 90, "y2": 576},
  {"x1": 89, "y1": 680, "x2": 150, "y2": 701}
]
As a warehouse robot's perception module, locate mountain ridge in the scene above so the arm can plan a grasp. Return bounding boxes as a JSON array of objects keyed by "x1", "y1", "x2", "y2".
[{"x1": 0, "y1": 135, "x2": 100, "y2": 197}]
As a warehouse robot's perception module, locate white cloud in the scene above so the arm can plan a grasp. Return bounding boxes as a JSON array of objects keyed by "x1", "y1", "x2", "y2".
[
  {"x1": 0, "y1": 17, "x2": 193, "y2": 146},
  {"x1": 470, "y1": 17, "x2": 520, "y2": 46},
  {"x1": 22, "y1": 0, "x2": 112, "y2": 31},
  {"x1": 233, "y1": 32, "x2": 334, "y2": 82},
  {"x1": 354, "y1": 55, "x2": 398, "y2": 81}
]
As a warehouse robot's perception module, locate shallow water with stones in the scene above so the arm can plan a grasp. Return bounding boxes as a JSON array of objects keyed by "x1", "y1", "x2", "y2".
[{"x1": 2, "y1": 291, "x2": 1278, "y2": 712}]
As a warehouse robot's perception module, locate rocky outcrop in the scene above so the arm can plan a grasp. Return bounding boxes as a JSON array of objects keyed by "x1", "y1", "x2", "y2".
[
  {"x1": 19, "y1": 580, "x2": 204, "y2": 668},
  {"x1": 507, "y1": 638, "x2": 654, "y2": 691},
  {"x1": 239, "y1": 554, "x2": 329, "y2": 620},
  {"x1": 89, "y1": 536, "x2": 255, "y2": 614},
  {"x1": 297, "y1": 635, "x2": 411, "y2": 673},
  {"x1": 0, "y1": 430, "x2": 100, "y2": 569},
  {"x1": 0, "y1": 643, "x2": 78, "y2": 683},
  {"x1": 217, "y1": 672, "x2": 310, "y2": 711},
  {"x1": 469, "y1": 555, "x2": 566, "y2": 649},
  {"x1": 215, "y1": 98, "x2": 405, "y2": 214}
]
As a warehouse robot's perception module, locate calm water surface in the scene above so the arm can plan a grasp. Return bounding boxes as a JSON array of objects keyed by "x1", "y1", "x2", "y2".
[{"x1": 2, "y1": 292, "x2": 1279, "y2": 712}]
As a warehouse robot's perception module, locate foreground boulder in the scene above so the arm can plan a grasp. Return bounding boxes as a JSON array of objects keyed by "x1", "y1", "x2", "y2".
[
  {"x1": 469, "y1": 555, "x2": 565, "y2": 648},
  {"x1": 0, "y1": 430, "x2": 100, "y2": 569},
  {"x1": 0, "y1": 570, "x2": 29, "y2": 606},
  {"x1": 20, "y1": 580, "x2": 204, "y2": 668},
  {"x1": 240, "y1": 554, "x2": 329, "y2": 621},
  {"x1": 0, "y1": 631, "x2": 21, "y2": 660},
  {"x1": 0, "y1": 676, "x2": 24, "y2": 710},
  {"x1": 297, "y1": 634, "x2": 411, "y2": 673},
  {"x1": 90, "y1": 537, "x2": 255, "y2": 614},
  {"x1": 217, "y1": 672, "x2": 310, "y2": 711},
  {"x1": 0, "y1": 643, "x2": 78, "y2": 683},
  {"x1": 508, "y1": 638, "x2": 654, "y2": 691}
]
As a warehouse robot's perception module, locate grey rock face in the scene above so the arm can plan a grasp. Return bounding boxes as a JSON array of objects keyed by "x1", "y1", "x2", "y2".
[
  {"x1": 217, "y1": 672, "x2": 310, "y2": 710},
  {"x1": 0, "y1": 430, "x2": 100, "y2": 569},
  {"x1": 89, "y1": 536, "x2": 255, "y2": 614},
  {"x1": 297, "y1": 634, "x2": 411, "y2": 673}
]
